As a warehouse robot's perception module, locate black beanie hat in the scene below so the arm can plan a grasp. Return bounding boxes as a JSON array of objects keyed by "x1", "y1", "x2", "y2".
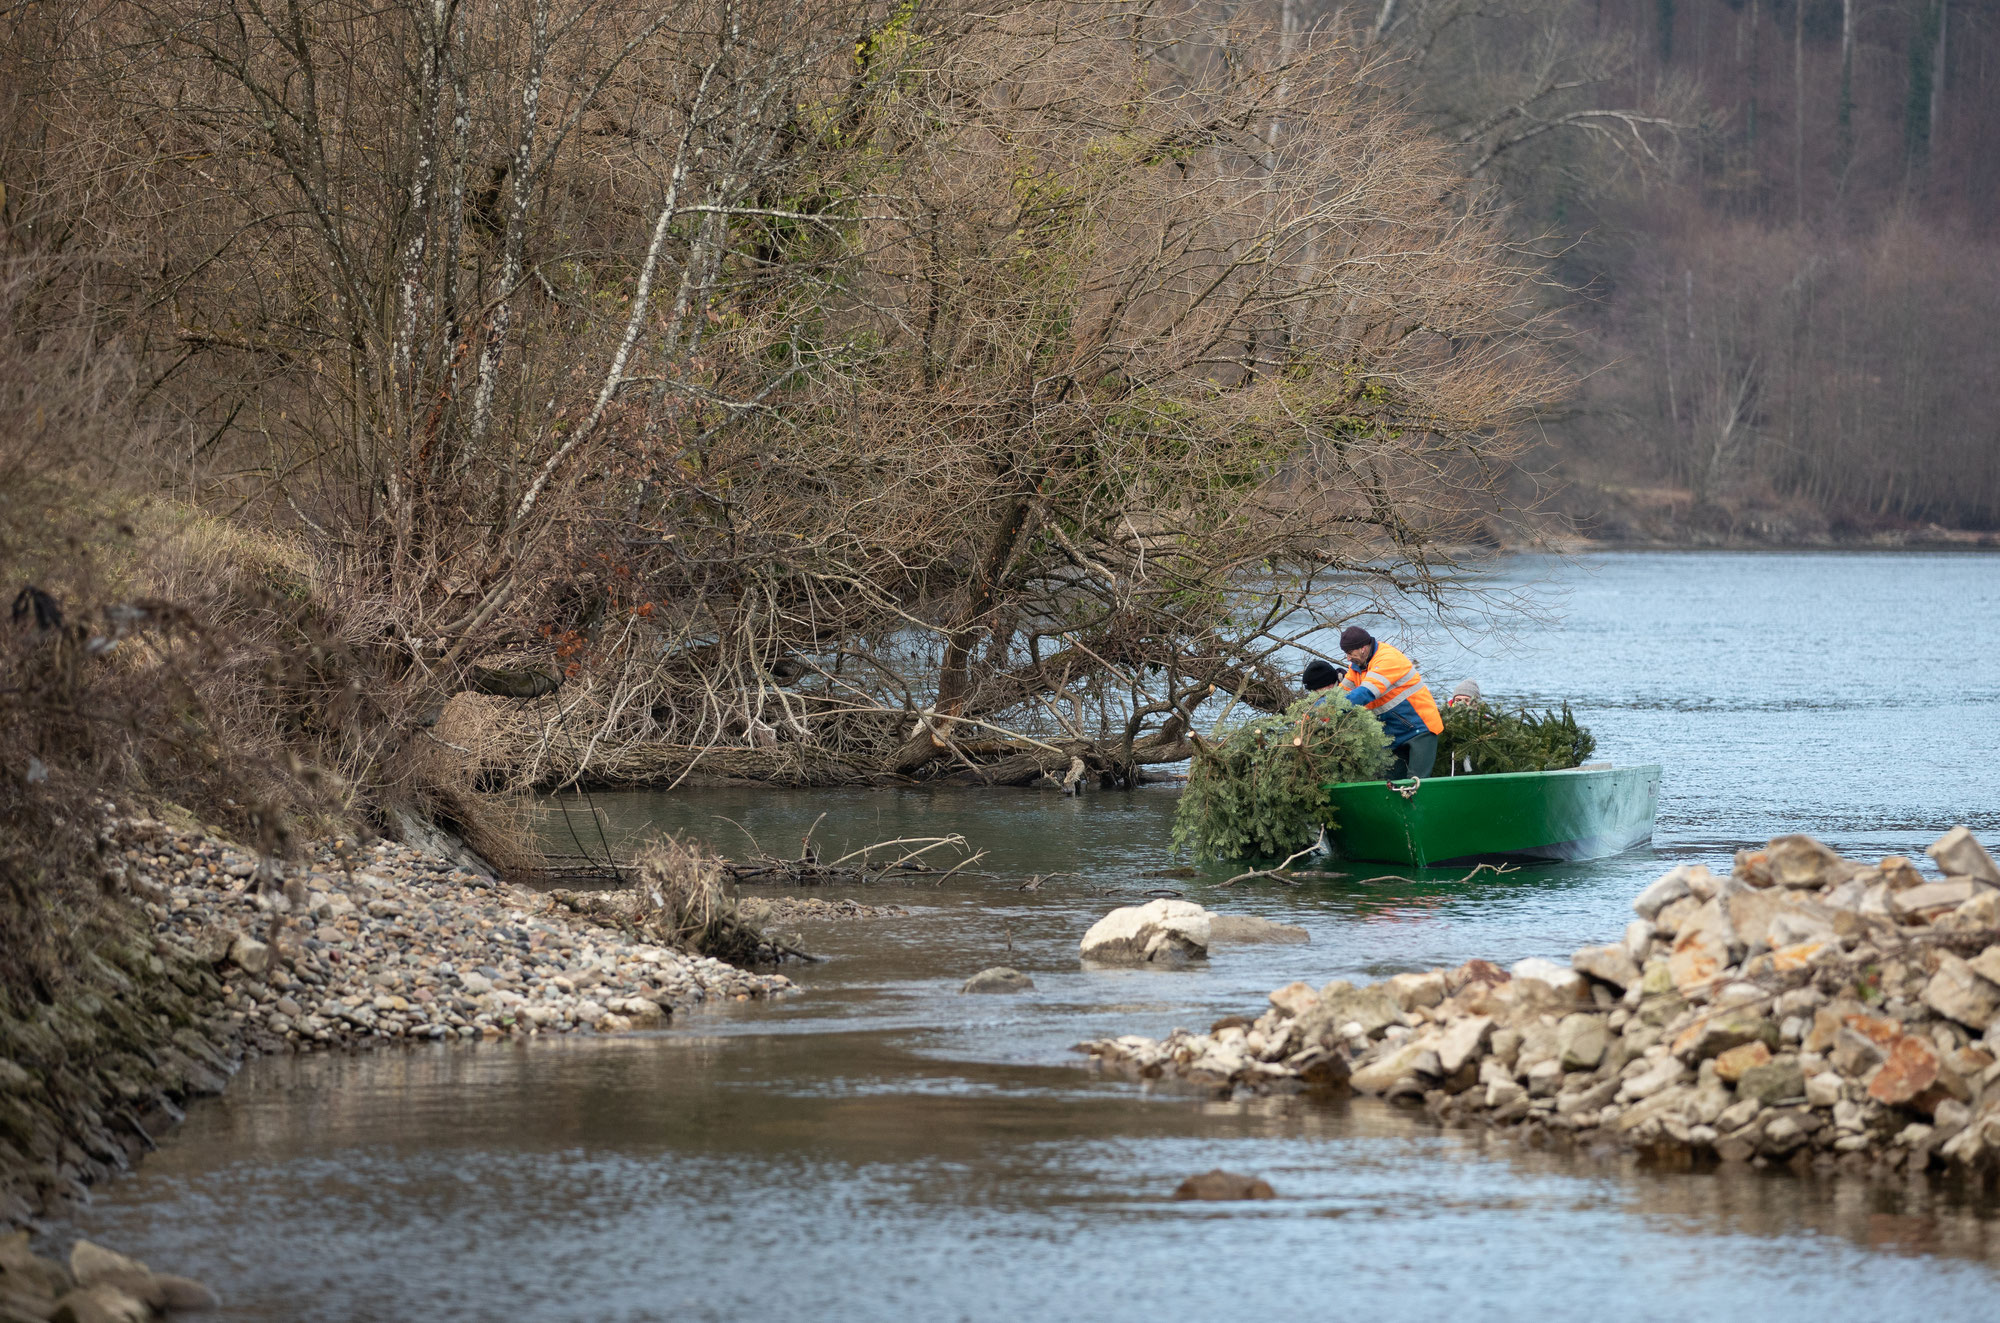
[
  {"x1": 1302, "y1": 658, "x2": 1341, "y2": 690},
  {"x1": 1338, "y1": 625, "x2": 1375, "y2": 653}
]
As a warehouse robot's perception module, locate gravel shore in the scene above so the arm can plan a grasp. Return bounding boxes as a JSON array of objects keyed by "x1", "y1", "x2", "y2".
[
  {"x1": 122, "y1": 814, "x2": 797, "y2": 1050},
  {"x1": 0, "y1": 810, "x2": 794, "y2": 1227}
]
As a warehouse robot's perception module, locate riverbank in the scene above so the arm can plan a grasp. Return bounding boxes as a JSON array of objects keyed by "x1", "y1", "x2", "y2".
[
  {"x1": 1080, "y1": 829, "x2": 2000, "y2": 1181},
  {"x1": 1537, "y1": 478, "x2": 2000, "y2": 551},
  {"x1": 0, "y1": 809, "x2": 794, "y2": 1228}
]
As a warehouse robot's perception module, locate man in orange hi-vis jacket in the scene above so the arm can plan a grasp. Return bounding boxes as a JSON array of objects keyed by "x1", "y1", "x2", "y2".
[{"x1": 1335, "y1": 625, "x2": 1443, "y2": 779}]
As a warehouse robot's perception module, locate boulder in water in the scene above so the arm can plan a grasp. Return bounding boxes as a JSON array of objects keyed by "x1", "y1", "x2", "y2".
[
  {"x1": 1079, "y1": 900, "x2": 1211, "y2": 965},
  {"x1": 1172, "y1": 1169, "x2": 1275, "y2": 1201},
  {"x1": 962, "y1": 967, "x2": 1035, "y2": 994}
]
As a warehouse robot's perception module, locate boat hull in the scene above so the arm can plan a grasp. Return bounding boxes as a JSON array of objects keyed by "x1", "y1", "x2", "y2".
[{"x1": 1322, "y1": 764, "x2": 1661, "y2": 868}]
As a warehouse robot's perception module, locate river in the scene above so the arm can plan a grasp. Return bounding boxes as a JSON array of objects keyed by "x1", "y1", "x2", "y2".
[{"x1": 48, "y1": 551, "x2": 2000, "y2": 1320}]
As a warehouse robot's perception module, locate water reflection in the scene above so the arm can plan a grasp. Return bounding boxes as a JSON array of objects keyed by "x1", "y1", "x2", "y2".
[{"x1": 56, "y1": 1037, "x2": 2000, "y2": 1323}]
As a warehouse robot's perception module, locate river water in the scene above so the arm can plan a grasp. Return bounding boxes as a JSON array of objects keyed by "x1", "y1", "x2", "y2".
[{"x1": 49, "y1": 552, "x2": 2000, "y2": 1321}]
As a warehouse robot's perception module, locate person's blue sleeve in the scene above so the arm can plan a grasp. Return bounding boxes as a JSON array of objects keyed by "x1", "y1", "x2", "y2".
[{"x1": 1341, "y1": 682, "x2": 1381, "y2": 704}]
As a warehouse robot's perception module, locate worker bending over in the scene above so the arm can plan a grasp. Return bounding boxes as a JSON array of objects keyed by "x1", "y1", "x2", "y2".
[{"x1": 1328, "y1": 626, "x2": 1444, "y2": 779}]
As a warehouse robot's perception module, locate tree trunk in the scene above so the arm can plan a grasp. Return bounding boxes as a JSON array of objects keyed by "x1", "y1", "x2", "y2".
[
  {"x1": 1931, "y1": 0, "x2": 1948, "y2": 155},
  {"x1": 1906, "y1": 1, "x2": 1940, "y2": 174},
  {"x1": 1836, "y1": 0, "x2": 1854, "y2": 180},
  {"x1": 1793, "y1": 0, "x2": 1805, "y2": 222}
]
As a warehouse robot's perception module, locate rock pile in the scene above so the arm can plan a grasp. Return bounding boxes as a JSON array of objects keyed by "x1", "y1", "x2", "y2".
[
  {"x1": 1080, "y1": 828, "x2": 2000, "y2": 1176},
  {"x1": 2, "y1": 1234, "x2": 217, "y2": 1322}
]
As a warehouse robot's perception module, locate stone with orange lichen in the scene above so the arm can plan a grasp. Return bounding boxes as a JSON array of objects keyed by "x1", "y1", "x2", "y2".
[
  {"x1": 1867, "y1": 1033, "x2": 1940, "y2": 1105},
  {"x1": 1771, "y1": 941, "x2": 1829, "y2": 972},
  {"x1": 1714, "y1": 1041, "x2": 1773, "y2": 1082}
]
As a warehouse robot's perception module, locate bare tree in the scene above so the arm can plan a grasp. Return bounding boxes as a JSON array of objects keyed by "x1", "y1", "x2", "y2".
[
  {"x1": 517, "y1": 0, "x2": 1568, "y2": 788},
  {"x1": 3, "y1": 0, "x2": 1567, "y2": 805},
  {"x1": 1351, "y1": 0, "x2": 1702, "y2": 195}
]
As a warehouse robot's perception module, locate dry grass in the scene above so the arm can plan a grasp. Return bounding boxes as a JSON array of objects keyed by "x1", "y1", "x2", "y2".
[
  {"x1": 0, "y1": 289, "x2": 539, "y2": 1002},
  {"x1": 630, "y1": 836, "x2": 743, "y2": 953}
]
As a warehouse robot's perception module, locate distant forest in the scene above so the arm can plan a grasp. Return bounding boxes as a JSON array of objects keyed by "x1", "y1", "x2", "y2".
[{"x1": 1327, "y1": 0, "x2": 2000, "y2": 537}]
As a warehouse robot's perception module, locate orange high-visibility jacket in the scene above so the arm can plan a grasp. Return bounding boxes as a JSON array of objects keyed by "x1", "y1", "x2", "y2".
[{"x1": 1339, "y1": 642, "x2": 1443, "y2": 746}]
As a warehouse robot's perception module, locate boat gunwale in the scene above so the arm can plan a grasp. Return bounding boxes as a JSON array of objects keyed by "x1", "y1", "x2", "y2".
[{"x1": 1322, "y1": 762, "x2": 1662, "y2": 793}]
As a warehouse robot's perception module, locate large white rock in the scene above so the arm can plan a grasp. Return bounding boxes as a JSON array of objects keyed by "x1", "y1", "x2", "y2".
[
  {"x1": 1509, "y1": 957, "x2": 1585, "y2": 998},
  {"x1": 70, "y1": 1239, "x2": 149, "y2": 1286},
  {"x1": 1894, "y1": 878, "x2": 1993, "y2": 918},
  {"x1": 226, "y1": 933, "x2": 272, "y2": 976},
  {"x1": 1923, "y1": 951, "x2": 2000, "y2": 1031},
  {"x1": 1436, "y1": 1014, "x2": 1495, "y2": 1074},
  {"x1": 1967, "y1": 944, "x2": 2000, "y2": 985},
  {"x1": 1384, "y1": 970, "x2": 1446, "y2": 1011},
  {"x1": 1572, "y1": 944, "x2": 1641, "y2": 990},
  {"x1": 1633, "y1": 864, "x2": 1708, "y2": 919},
  {"x1": 1617, "y1": 1056, "x2": 1687, "y2": 1103},
  {"x1": 1767, "y1": 902, "x2": 1837, "y2": 948},
  {"x1": 1764, "y1": 835, "x2": 1853, "y2": 889},
  {"x1": 1268, "y1": 980, "x2": 1319, "y2": 1018},
  {"x1": 1928, "y1": 826, "x2": 2000, "y2": 885},
  {"x1": 1667, "y1": 899, "x2": 1736, "y2": 991},
  {"x1": 1557, "y1": 1012, "x2": 1610, "y2": 1070},
  {"x1": 1079, "y1": 900, "x2": 1212, "y2": 965},
  {"x1": 1349, "y1": 1036, "x2": 1441, "y2": 1093}
]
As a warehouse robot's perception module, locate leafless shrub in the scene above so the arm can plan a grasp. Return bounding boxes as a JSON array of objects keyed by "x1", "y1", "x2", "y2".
[{"x1": 627, "y1": 834, "x2": 808, "y2": 963}]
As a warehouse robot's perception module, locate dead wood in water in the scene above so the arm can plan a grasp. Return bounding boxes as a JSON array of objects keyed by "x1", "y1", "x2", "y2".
[{"x1": 716, "y1": 829, "x2": 991, "y2": 888}]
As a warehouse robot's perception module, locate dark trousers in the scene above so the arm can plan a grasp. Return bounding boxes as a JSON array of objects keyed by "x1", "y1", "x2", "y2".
[{"x1": 1391, "y1": 732, "x2": 1438, "y2": 779}]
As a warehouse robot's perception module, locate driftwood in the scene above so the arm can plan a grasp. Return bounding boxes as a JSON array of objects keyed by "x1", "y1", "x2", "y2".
[
  {"x1": 717, "y1": 830, "x2": 991, "y2": 887},
  {"x1": 536, "y1": 818, "x2": 992, "y2": 910},
  {"x1": 1220, "y1": 839, "x2": 1336, "y2": 888},
  {"x1": 467, "y1": 665, "x2": 562, "y2": 699},
  {"x1": 531, "y1": 723, "x2": 1196, "y2": 791}
]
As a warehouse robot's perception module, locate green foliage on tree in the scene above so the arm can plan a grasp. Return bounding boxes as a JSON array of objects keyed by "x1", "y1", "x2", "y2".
[
  {"x1": 1171, "y1": 691, "x2": 1391, "y2": 863},
  {"x1": 1436, "y1": 701, "x2": 1595, "y2": 774}
]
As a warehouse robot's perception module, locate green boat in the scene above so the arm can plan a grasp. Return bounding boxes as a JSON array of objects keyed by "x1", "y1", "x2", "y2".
[{"x1": 1322, "y1": 764, "x2": 1661, "y2": 867}]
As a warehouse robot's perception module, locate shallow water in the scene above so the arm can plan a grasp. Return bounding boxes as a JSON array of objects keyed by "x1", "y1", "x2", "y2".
[{"x1": 49, "y1": 551, "x2": 2000, "y2": 1321}]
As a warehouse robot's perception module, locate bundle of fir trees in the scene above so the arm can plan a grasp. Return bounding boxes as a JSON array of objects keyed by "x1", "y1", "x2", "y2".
[
  {"x1": 1436, "y1": 701, "x2": 1594, "y2": 776},
  {"x1": 1171, "y1": 692, "x2": 1597, "y2": 863},
  {"x1": 1171, "y1": 691, "x2": 1391, "y2": 863}
]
